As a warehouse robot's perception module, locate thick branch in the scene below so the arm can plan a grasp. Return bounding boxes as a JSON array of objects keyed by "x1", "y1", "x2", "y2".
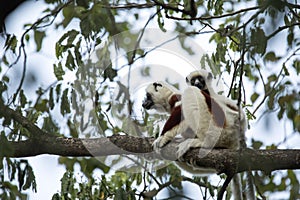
[
  {"x1": 1, "y1": 135, "x2": 300, "y2": 175},
  {"x1": 1, "y1": 103, "x2": 300, "y2": 174}
]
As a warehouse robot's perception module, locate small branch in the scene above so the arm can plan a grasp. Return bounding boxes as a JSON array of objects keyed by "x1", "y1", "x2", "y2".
[
  {"x1": 217, "y1": 173, "x2": 234, "y2": 200},
  {"x1": 167, "y1": 5, "x2": 260, "y2": 21},
  {"x1": 104, "y1": 3, "x2": 156, "y2": 10},
  {"x1": 238, "y1": 27, "x2": 247, "y2": 148},
  {"x1": 287, "y1": 2, "x2": 300, "y2": 9},
  {"x1": 252, "y1": 66, "x2": 285, "y2": 115},
  {"x1": 182, "y1": 176, "x2": 213, "y2": 188},
  {"x1": 11, "y1": 39, "x2": 27, "y2": 104},
  {"x1": 0, "y1": 101, "x2": 47, "y2": 138},
  {"x1": 266, "y1": 22, "x2": 300, "y2": 40}
]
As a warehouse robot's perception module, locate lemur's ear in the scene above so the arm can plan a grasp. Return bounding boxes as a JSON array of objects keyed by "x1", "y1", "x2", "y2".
[{"x1": 207, "y1": 72, "x2": 213, "y2": 80}]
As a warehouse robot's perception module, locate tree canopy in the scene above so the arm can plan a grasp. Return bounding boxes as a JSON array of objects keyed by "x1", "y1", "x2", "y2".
[{"x1": 0, "y1": 0, "x2": 300, "y2": 199}]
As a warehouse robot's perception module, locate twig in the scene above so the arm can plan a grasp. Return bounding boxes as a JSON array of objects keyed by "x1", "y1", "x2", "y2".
[
  {"x1": 182, "y1": 176, "x2": 215, "y2": 189},
  {"x1": 227, "y1": 58, "x2": 240, "y2": 98},
  {"x1": 0, "y1": 101, "x2": 49, "y2": 138},
  {"x1": 167, "y1": 5, "x2": 260, "y2": 21},
  {"x1": 103, "y1": 3, "x2": 156, "y2": 9},
  {"x1": 252, "y1": 66, "x2": 285, "y2": 115},
  {"x1": 217, "y1": 173, "x2": 234, "y2": 200},
  {"x1": 237, "y1": 26, "x2": 246, "y2": 148},
  {"x1": 266, "y1": 22, "x2": 300, "y2": 40}
]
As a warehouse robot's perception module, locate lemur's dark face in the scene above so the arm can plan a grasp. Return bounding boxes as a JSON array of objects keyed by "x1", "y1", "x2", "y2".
[
  {"x1": 142, "y1": 92, "x2": 154, "y2": 109},
  {"x1": 187, "y1": 75, "x2": 206, "y2": 90},
  {"x1": 142, "y1": 82, "x2": 163, "y2": 110}
]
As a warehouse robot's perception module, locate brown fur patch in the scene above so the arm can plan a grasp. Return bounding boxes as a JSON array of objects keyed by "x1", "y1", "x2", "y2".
[
  {"x1": 161, "y1": 105, "x2": 183, "y2": 134},
  {"x1": 168, "y1": 94, "x2": 181, "y2": 110},
  {"x1": 201, "y1": 91, "x2": 226, "y2": 127}
]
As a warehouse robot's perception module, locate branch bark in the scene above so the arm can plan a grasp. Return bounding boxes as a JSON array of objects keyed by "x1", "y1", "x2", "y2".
[
  {"x1": 1, "y1": 134, "x2": 300, "y2": 175},
  {"x1": 1, "y1": 102, "x2": 300, "y2": 175}
]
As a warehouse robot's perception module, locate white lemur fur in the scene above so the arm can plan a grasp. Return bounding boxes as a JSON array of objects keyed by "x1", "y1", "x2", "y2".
[
  {"x1": 142, "y1": 81, "x2": 196, "y2": 142},
  {"x1": 183, "y1": 69, "x2": 247, "y2": 153},
  {"x1": 142, "y1": 70, "x2": 255, "y2": 199},
  {"x1": 185, "y1": 70, "x2": 255, "y2": 200},
  {"x1": 142, "y1": 81, "x2": 215, "y2": 174},
  {"x1": 146, "y1": 75, "x2": 244, "y2": 157}
]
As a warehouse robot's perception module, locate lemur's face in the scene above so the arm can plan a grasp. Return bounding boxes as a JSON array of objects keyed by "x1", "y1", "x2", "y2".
[
  {"x1": 186, "y1": 70, "x2": 212, "y2": 90},
  {"x1": 187, "y1": 75, "x2": 206, "y2": 90},
  {"x1": 142, "y1": 82, "x2": 178, "y2": 113},
  {"x1": 142, "y1": 82, "x2": 163, "y2": 110}
]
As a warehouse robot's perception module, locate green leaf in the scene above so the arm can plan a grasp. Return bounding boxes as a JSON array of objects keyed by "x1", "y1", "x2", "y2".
[
  {"x1": 22, "y1": 165, "x2": 37, "y2": 192},
  {"x1": 34, "y1": 30, "x2": 46, "y2": 52},
  {"x1": 66, "y1": 51, "x2": 76, "y2": 70},
  {"x1": 35, "y1": 99, "x2": 49, "y2": 112},
  {"x1": 2, "y1": 75, "x2": 9, "y2": 83},
  {"x1": 250, "y1": 28, "x2": 267, "y2": 55},
  {"x1": 267, "y1": 74, "x2": 277, "y2": 82},
  {"x1": 49, "y1": 87, "x2": 55, "y2": 110},
  {"x1": 19, "y1": 89, "x2": 27, "y2": 108},
  {"x1": 115, "y1": 188, "x2": 127, "y2": 200},
  {"x1": 56, "y1": 84, "x2": 61, "y2": 103},
  {"x1": 251, "y1": 139, "x2": 263, "y2": 149},
  {"x1": 294, "y1": 115, "x2": 300, "y2": 132},
  {"x1": 250, "y1": 92, "x2": 259, "y2": 103},
  {"x1": 264, "y1": 51, "x2": 281, "y2": 62},
  {"x1": 103, "y1": 66, "x2": 117, "y2": 81},
  {"x1": 53, "y1": 62, "x2": 65, "y2": 80},
  {"x1": 4, "y1": 34, "x2": 18, "y2": 53},
  {"x1": 293, "y1": 60, "x2": 300, "y2": 75},
  {"x1": 157, "y1": 9, "x2": 166, "y2": 32},
  {"x1": 42, "y1": 116, "x2": 60, "y2": 135},
  {"x1": 287, "y1": 31, "x2": 294, "y2": 47},
  {"x1": 284, "y1": 15, "x2": 290, "y2": 26},
  {"x1": 282, "y1": 64, "x2": 290, "y2": 76},
  {"x1": 60, "y1": 89, "x2": 71, "y2": 116},
  {"x1": 62, "y1": 6, "x2": 75, "y2": 28},
  {"x1": 67, "y1": 30, "x2": 79, "y2": 45}
]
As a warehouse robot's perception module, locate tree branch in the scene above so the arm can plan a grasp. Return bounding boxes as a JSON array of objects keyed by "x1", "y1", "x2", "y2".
[
  {"x1": 1, "y1": 135, "x2": 300, "y2": 175},
  {"x1": 1, "y1": 102, "x2": 300, "y2": 175},
  {"x1": 0, "y1": 101, "x2": 48, "y2": 138}
]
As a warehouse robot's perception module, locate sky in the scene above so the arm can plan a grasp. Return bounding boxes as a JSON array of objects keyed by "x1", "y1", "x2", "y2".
[{"x1": 1, "y1": 1, "x2": 299, "y2": 199}]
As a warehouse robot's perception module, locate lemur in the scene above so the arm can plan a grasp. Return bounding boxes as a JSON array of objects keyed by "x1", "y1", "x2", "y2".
[
  {"x1": 185, "y1": 70, "x2": 255, "y2": 200},
  {"x1": 142, "y1": 70, "x2": 254, "y2": 199},
  {"x1": 181, "y1": 69, "x2": 247, "y2": 154},
  {"x1": 145, "y1": 79, "x2": 242, "y2": 158},
  {"x1": 142, "y1": 81, "x2": 198, "y2": 143},
  {"x1": 142, "y1": 81, "x2": 215, "y2": 174}
]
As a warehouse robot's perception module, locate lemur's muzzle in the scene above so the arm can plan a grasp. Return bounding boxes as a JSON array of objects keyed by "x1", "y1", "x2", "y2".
[{"x1": 142, "y1": 93, "x2": 154, "y2": 109}]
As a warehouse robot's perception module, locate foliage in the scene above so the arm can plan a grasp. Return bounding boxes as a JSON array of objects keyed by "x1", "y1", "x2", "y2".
[{"x1": 0, "y1": 0, "x2": 299, "y2": 199}]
